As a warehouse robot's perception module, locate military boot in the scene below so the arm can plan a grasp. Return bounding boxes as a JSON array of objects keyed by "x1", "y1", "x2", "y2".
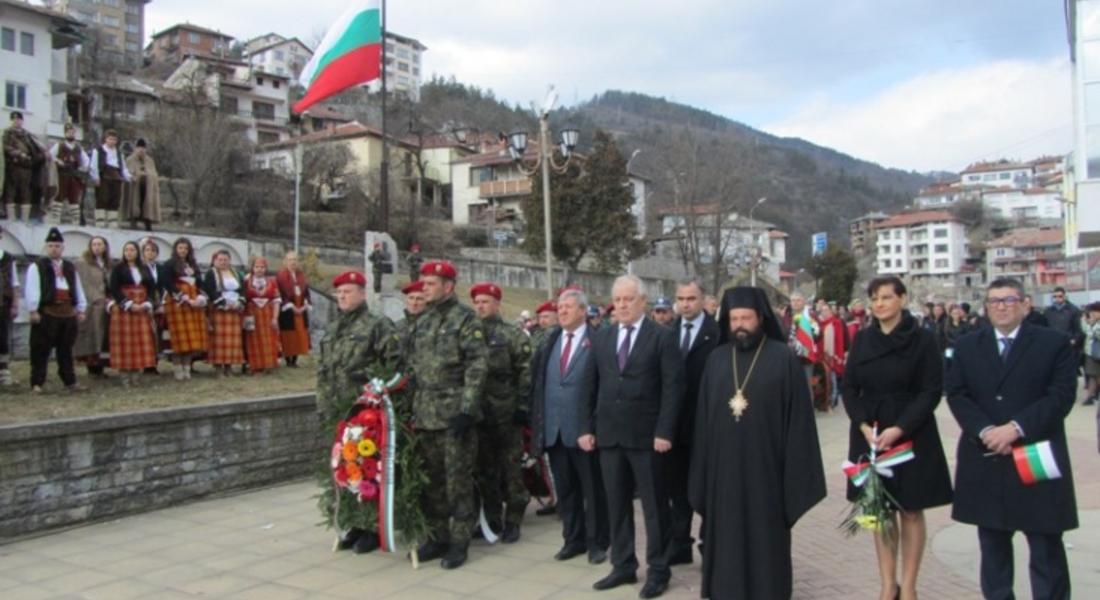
[
  {"x1": 440, "y1": 542, "x2": 469, "y2": 570},
  {"x1": 414, "y1": 540, "x2": 447, "y2": 562}
]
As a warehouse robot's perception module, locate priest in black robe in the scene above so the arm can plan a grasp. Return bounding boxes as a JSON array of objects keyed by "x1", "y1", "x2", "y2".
[{"x1": 688, "y1": 287, "x2": 827, "y2": 600}]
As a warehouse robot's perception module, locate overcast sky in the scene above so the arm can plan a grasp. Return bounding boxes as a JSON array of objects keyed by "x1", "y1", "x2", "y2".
[{"x1": 146, "y1": 0, "x2": 1071, "y2": 173}]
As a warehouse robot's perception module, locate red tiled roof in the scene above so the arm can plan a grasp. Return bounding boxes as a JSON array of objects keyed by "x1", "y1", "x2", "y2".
[
  {"x1": 986, "y1": 227, "x2": 1064, "y2": 249},
  {"x1": 152, "y1": 22, "x2": 234, "y2": 41},
  {"x1": 961, "y1": 160, "x2": 1028, "y2": 175},
  {"x1": 301, "y1": 105, "x2": 351, "y2": 121},
  {"x1": 768, "y1": 230, "x2": 788, "y2": 238},
  {"x1": 875, "y1": 210, "x2": 958, "y2": 229},
  {"x1": 259, "y1": 121, "x2": 415, "y2": 150}
]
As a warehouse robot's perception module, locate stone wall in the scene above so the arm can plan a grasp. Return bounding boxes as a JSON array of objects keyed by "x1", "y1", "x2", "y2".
[{"x1": 0, "y1": 394, "x2": 321, "y2": 540}]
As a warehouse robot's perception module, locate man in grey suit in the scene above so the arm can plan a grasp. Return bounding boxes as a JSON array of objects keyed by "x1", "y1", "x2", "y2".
[
  {"x1": 580, "y1": 275, "x2": 683, "y2": 599},
  {"x1": 529, "y1": 288, "x2": 609, "y2": 564}
]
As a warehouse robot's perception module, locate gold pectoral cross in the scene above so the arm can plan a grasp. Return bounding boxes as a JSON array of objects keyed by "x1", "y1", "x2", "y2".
[{"x1": 728, "y1": 390, "x2": 749, "y2": 421}]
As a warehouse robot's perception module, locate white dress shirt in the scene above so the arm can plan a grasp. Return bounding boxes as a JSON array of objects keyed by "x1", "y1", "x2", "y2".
[
  {"x1": 616, "y1": 316, "x2": 645, "y2": 357},
  {"x1": 680, "y1": 312, "x2": 705, "y2": 351},
  {"x1": 24, "y1": 260, "x2": 87, "y2": 313},
  {"x1": 89, "y1": 145, "x2": 132, "y2": 183}
]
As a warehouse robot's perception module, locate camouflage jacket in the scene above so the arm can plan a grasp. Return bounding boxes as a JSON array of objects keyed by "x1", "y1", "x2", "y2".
[
  {"x1": 395, "y1": 311, "x2": 420, "y2": 347},
  {"x1": 406, "y1": 294, "x2": 488, "y2": 430},
  {"x1": 480, "y1": 315, "x2": 532, "y2": 424},
  {"x1": 529, "y1": 326, "x2": 549, "y2": 354},
  {"x1": 316, "y1": 303, "x2": 401, "y2": 422}
]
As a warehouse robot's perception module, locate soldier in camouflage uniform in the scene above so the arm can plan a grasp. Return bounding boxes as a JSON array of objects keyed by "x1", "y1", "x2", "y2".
[
  {"x1": 469, "y1": 282, "x2": 532, "y2": 544},
  {"x1": 395, "y1": 280, "x2": 427, "y2": 345},
  {"x1": 530, "y1": 300, "x2": 559, "y2": 353},
  {"x1": 316, "y1": 270, "x2": 401, "y2": 554},
  {"x1": 406, "y1": 260, "x2": 488, "y2": 569}
]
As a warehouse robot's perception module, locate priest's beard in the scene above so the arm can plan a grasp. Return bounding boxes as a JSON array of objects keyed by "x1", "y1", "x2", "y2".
[{"x1": 732, "y1": 327, "x2": 765, "y2": 351}]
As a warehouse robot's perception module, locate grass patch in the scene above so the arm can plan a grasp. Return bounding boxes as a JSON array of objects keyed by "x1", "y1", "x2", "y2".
[{"x1": 0, "y1": 356, "x2": 317, "y2": 426}]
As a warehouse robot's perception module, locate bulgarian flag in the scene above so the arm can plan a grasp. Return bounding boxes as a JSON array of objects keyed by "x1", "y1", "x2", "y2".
[
  {"x1": 843, "y1": 441, "x2": 916, "y2": 487},
  {"x1": 293, "y1": 0, "x2": 382, "y2": 113},
  {"x1": 1012, "y1": 441, "x2": 1062, "y2": 486},
  {"x1": 793, "y1": 308, "x2": 818, "y2": 363}
]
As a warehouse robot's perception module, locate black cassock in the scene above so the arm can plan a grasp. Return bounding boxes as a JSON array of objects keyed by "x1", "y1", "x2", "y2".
[{"x1": 689, "y1": 339, "x2": 827, "y2": 600}]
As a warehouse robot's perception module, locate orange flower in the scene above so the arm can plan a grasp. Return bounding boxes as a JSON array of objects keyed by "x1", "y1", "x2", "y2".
[
  {"x1": 344, "y1": 463, "x2": 363, "y2": 483},
  {"x1": 342, "y1": 441, "x2": 358, "y2": 462}
]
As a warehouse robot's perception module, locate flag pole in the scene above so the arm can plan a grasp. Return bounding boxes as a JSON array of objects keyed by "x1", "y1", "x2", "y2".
[{"x1": 379, "y1": 0, "x2": 390, "y2": 233}]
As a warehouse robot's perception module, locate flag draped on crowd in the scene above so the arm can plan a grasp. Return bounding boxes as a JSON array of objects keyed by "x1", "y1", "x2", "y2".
[{"x1": 293, "y1": 0, "x2": 383, "y2": 113}]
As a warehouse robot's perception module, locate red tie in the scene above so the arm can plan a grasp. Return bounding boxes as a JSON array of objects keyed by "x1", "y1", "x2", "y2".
[{"x1": 560, "y1": 332, "x2": 574, "y2": 377}]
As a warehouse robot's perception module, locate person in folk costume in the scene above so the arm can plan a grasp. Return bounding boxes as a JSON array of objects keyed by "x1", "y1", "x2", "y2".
[
  {"x1": 3, "y1": 111, "x2": 47, "y2": 222},
  {"x1": 276, "y1": 250, "x2": 311, "y2": 367},
  {"x1": 843, "y1": 276, "x2": 953, "y2": 600},
  {"x1": 47, "y1": 123, "x2": 89, "y2": 225},
  {"x1": 688, "y1": 286, "x2": 827, "y2": 600},
  {"x1": 818, "y1": 302, "x2": 848, "y2": 412},
  {"x1": 24, "y1": 227, "x2": 88, "y2": 393},
  {"x1": 122, "y1": 139, "x2": 162, "y2": 232},
  {"x1": 244, "y1": 256, "x2": 281, "y2": 374},
  {"x1": 163, "y1": 237, "x2": 208, "y2": 380},
  {"x1": 0, "y1": 224, "x2": 20, "y2": 386},
  {"x1": 140, "y1": 238, "x2": 171, "y2": 374},
  {"x1": 107, "y1": 241, "x2": 158, "y2": 386},
  {"x1": 202, "y1": 250, "x2": 246, "y2": 377},
  {"x1": 88, "y1": 129, "x2": 131, "y2": 229},
  {"x1": 72, "y1": 236, "x2": 110, "y2": 378}
]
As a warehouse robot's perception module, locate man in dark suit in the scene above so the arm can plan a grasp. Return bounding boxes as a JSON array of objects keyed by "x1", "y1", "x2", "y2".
[
  {"x1": 947, "y1": 278, "x2": 1078, "y2": 600},
  {"x1": 529, "y1": 288, "x2": 609, "y2": 564},
  {"x1": 580, "y1": 275, "x2": 683, "y2": 599},
  {"x1": 666, "y1": 279, "x2": 719, "y2": 565}
]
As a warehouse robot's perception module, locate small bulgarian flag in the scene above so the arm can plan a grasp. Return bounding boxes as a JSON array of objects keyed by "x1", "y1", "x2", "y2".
[
  {"x1": 294, "y1": 1, "x2": 382, "y2": 113},
  {"x1": 1012, "y1": 441, "x2": 1062, "y2": 486},
  {"x1": 843, "y1": 441, "x2": 916, "y2": 487}
]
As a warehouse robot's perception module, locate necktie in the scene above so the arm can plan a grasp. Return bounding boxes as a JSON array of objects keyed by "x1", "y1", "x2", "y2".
[
  {"x1": 618, "y1": 325, "x2": 635, "y2": 373},
  {"x1": 560, "y1": 332, "x2": 574, "y2": 377},
  {"x1": 681, "y1": 322, "x2": 694, "y2": 355},
  {"x1": 1000, "y1": 337, "x2": 1014, "y2": 362}
]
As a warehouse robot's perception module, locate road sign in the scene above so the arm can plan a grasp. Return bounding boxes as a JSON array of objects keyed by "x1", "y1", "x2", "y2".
[{"x1": 812, "y1": 232, "x2": 828, "y2": 256}]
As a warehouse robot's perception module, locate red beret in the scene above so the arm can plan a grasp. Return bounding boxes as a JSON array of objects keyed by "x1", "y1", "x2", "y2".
[
  {"x1": 470, "y1": 282, "x2": 502, "y2": 301},
  {"x1": 536, "y1": 301, "x2": 557, "y2": 314},
  {"x1": 420, "y1": 260, "x2": 457, "y2": 280},
  {"x1": 556, "y1": 284, "x2": 583, "y2": 297},
  {"x1": 401, "y1": 280, "x2": 424, "y2": 295},
  {"x1": 332, "y1": 270, "x2": 367, "y2": 288}
]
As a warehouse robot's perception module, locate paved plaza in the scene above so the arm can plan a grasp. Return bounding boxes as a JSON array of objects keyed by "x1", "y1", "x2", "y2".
[{"x1": 1, "y1": 402, "x2": 1097, "y2": 600}]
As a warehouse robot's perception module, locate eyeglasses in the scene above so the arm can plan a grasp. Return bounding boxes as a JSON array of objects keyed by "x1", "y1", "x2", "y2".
[{"x1": 985, "y1": 297, "x2": 1022, "y2": 307}]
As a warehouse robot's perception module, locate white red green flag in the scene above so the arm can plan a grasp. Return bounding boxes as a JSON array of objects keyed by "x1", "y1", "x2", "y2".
[
  {"x1": 1012, "y1": 441, "x2": 1062, "y2": 485},
  {"x1": 843, "y1": 441, "x2": 915, "y2": 487},
  {"x1": 293, "y1": 1, "x2": 382, "y2": 113}
]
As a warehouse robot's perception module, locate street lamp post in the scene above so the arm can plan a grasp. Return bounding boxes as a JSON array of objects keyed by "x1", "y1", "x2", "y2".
[
  {"x1": 508, "y1": 90, "x2": 579, "y2": 299},
  {"x1": 748, "y1": 196, "x2": 767, "y2": 286}
]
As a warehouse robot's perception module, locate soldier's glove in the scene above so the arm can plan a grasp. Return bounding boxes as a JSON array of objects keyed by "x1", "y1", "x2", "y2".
[
  {"x1": 448, "y1": 413, "x2": 475, "y2": 436},
  {"x1": 512, "y1": 409, "x2": 530, "y2": 427}
]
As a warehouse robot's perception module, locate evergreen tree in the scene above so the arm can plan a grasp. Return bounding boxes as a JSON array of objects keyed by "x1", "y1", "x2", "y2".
[{"x1": 809, "y1": 244, "x2": 858, "y2": 305}]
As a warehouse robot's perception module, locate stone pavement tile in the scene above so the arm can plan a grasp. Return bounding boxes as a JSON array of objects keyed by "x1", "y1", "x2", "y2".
[
  {"x1": 0, "y1": 572, "x2": 22, "y2": 591},
  {"x1": 174, "y1": 572, "x2": 262, "y2": 596},
  {"x1": 226, "y1": 582, "x2": 310, "y2": 600},
  {"x1": 96, "y1": 554, "x2": 171, "y2": 578},
  {"x1": 34, "y1": 568, "x2": 118, "y2": 595},
  {"x1": 62, "y1": 521, "x2": 149, "y2": 547},
  {"x1": 2, "y1": 560, "x2": 69, "y2": 585},
  {"x1": 147, "y1": 540, "x2": 226, "y2": 563},
  {"x1": 420, "y1": 567, "x2": 506, "y2": 595},
  {"x1": 273, "y1": 565, "x2": 362, "y2": 591},
  {"x1": 4, "y1": 584, "x2": 57, "y2": 600},
  {"x1": 508, "y1": 560, "x2": 603, "y2": 588},
  {"x1": 117, "y1": 531, "x2": 186, "y2": 555},
  {"x1": 190, "y1": 549, "x2": 270, "y2": 572},
  {"x1": 55, "y1": 546, "x2": 137, "y2": 570},
  {"x1": 474, "y1": 579, "x2": 561, "y2": 600},
  {"x1": 382, "y1": 586, "x2": 464, "y2": 600},
  {"x1": 78, "y1": 577, "x2": 163, "y2": 600},
  {"x1": 461, "y1": 552, "x2": 539, "y2": 576},
  {"x1": 323, "y1": 562, "x2": 427, "y2": 598},
  {"x1": 233, "y1": 556, "x2": 313, "y2": 580},
  {"x1": 539, "y1": 586, "x2": 650, "y2": 600},
  {"x1": 276, "y1": 545, "x2": 345, "y2": 567},
  {"x1": 133, "y1": 562, "x2": 221, "y2": 588},
  {"x1": 0, "y1": 549, "x2": 40, "y2": 571}
]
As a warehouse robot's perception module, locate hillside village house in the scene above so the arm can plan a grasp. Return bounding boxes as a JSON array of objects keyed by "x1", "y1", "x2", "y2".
[
  {"x1": 146, "y1": 22, "x2": 233, "y2": 64},
  {"x1": 1, "y1": 0, "x2": 84, "y2": 142},
  {"x1": 656, "y1": 204, "x2": 788, "y2": 283},
  {"x1": 243, "y1": 34, "x2": 313, "y2": 80},
  {"x1": 874, "y1": 210, "x2": 970, "y2": 287},
  {"x1": 985, "y1": 227, "x2": 1068, "y2": 291}
]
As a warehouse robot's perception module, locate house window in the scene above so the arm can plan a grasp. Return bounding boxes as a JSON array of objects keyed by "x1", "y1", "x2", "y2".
[
  {"x1": 252, "y1": 101, "x2": 275, "y2": 120},
  {"x1": 934, "y1": 259, "x2": 949, "y2": 268},
  {"x1": 397, "y1": 48, "x2": 409, "y2": 59},
  {"x1": 413, "y1": 67, "x2": 420, "y2": 76},
  {"x1": 275, "y1": 50, "x2": 284, "y2": 61},
  {"x1": 881, "y1": 260, "x2": 891, "y2": 270},
  {"x1": 470, "y1": 167, "x2": 491, "y2": 186},
  {"x1": 19, "y1": 32, "x2": 33, "y2": 56},
  {"x1": 102, "y1": 16, "x2": 120, "y2": 28},
  {"x1": 5, "y1": 82, "x2": 27, "y2": 109},
  {"x1": 398, "y1": 62, "x2": 410, "y2": 72},
  {"x1": 126, "y1": 42, "x2": 140, "y2": 52},
  {"x1": 221, "y1": 96, "x2": 239, "y2": 115},
  {"x1": 257, "y1": 131, "x2": 280, "y2": 145},
  {"x1": 126, "y1": 24, "x2": 140, "y2": 34},
  {"x1": 257, "y1": 76, "x2": 265, "y2": 86},
  {"x1": 188, "y1": 32, "x2": 201, "y2": 44},
  {"x1": 895, "y1": 245, "x2": 902, "y2": 253},
  {"x1": 126, "y1": 4, "x2": 141, "y2": 15},
  {"x1": 895, "y1": 259, "x2": 903, "y2": 268},
  {"x1": 273, "y1": 79, "x2": 281, "y2": 89},
  {"x1": 934, "y1": 244, "x2": 949, "y2": 253},
  {"x1": 933, "y1": 228, "x2": 948, "y2": 238},
  {"x1": 1, "y1": 28, "x2": 14, "y2": 52}
]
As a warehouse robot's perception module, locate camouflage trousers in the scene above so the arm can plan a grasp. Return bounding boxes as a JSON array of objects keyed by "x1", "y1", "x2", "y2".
[
  {"x1": 475, "y1": 421, "x2": 530, "y2": 528},
  {"x1": 419, "y1": 428, "x2": 478, "y2": 546}
]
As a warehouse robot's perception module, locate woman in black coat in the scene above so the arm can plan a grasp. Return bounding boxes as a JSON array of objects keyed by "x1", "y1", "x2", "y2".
[{"x1": 842, "y1": 276, "x2": 953, "y2": 600}]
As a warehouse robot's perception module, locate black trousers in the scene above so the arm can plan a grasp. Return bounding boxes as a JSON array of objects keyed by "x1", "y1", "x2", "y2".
[
  {"x1": 0, "y1": 301, "x2": 11, "y2": 365},
  {"x1": 662, "y1": 444, "x2": 695, "y2": 553},
  {"x1": 600, "y1": 446, "x2": 670, "y2": 581},
  {"x1": 30, "y1": 315, "x2": 78, "y2": 387},
  {"x1": 547, "y1": 439, "x2": 609, "y2": 551},
  {"x1": 978, "y1": 526, "x2": 1070, "y2": 600}
]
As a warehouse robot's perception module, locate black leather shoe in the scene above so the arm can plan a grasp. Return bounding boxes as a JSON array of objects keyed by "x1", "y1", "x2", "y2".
[
  {"x1": 638, "y1": 579, "x2": 668, "y2": 598},
  {"x1": 414, "y1": 540, "x2": 447, "y2": 561},
  {"x1": 535, "y1": 504, "x2": 557, "y2": 516},
  {"x1": 588, "y1": 548, "x2": 608, "y2": 565},
  {"x1": 440, "y1": 543, "x2": 468, "y2": 569},
  {"x1": 667, "y1": 547, "x2": 693, "y2": 566},
  {"x1": 554, "y1": 543, "x2": 586, "y2": 561},
  {"x1": 336, "y1": 528, "x2": 363, "y2": 550},
  {"x1": 352, "y1": 532, "x2": 379, "y2": 554},
  {"x1": 593, "y1": 570, "x2": 637, "y2": 591},
  {"x1": 501, "y1": 523, "x2": 521, "y2": 544}
]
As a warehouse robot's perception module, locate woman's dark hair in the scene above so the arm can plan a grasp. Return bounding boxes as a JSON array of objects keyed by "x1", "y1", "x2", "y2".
[
  {"x1": 120, "y1": 241, "x2": 142, "y2": 266},
  {"x1": 866, "y1": 275, "x2": 907, "y2": 298},
  {"x1": 167, "y1": 237, "x2": 197, "y2": 274}
]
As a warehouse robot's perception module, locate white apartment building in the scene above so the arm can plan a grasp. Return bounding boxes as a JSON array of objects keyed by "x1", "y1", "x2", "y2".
[
  {"x1": 244, "y1": 35, "x2": 313, "y2": 80},
  {"x1": 1, "y1": 0, "x2": 83, "y2": 142},
  {"x1": 959, "y1": 160, "x2": 1035, "y2": 188},
  {"x1": 1066, "y1": 0, "x2": 1100, "y2": 249},
  {"x1": 875, "y1": 211, "x2": 968, "y2": 283},
  {"x1": 46, "y1": 0, "x2": 149, "y2": 68},
  {"x1": 367, "y1": 32, "x2": 426, "y2": 100},
  {"x1": 981, "y1": 188, "x2": 1064, "y2": 221}
]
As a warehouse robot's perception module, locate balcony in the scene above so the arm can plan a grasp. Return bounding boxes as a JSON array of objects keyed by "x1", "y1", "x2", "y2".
[{"x1": 479, "y1": 179, "x2": 532, "y2": 200}]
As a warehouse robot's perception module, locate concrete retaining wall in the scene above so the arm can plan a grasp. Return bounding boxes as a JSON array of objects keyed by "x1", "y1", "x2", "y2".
[{"x1": 0, "y1": 394, "x2": 321, "y2": 540}]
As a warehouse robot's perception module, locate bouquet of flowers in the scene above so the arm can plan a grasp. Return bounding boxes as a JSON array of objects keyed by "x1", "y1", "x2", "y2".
[{"x1": 840, "y1": 424, "x2": 915, "y2": 541}]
